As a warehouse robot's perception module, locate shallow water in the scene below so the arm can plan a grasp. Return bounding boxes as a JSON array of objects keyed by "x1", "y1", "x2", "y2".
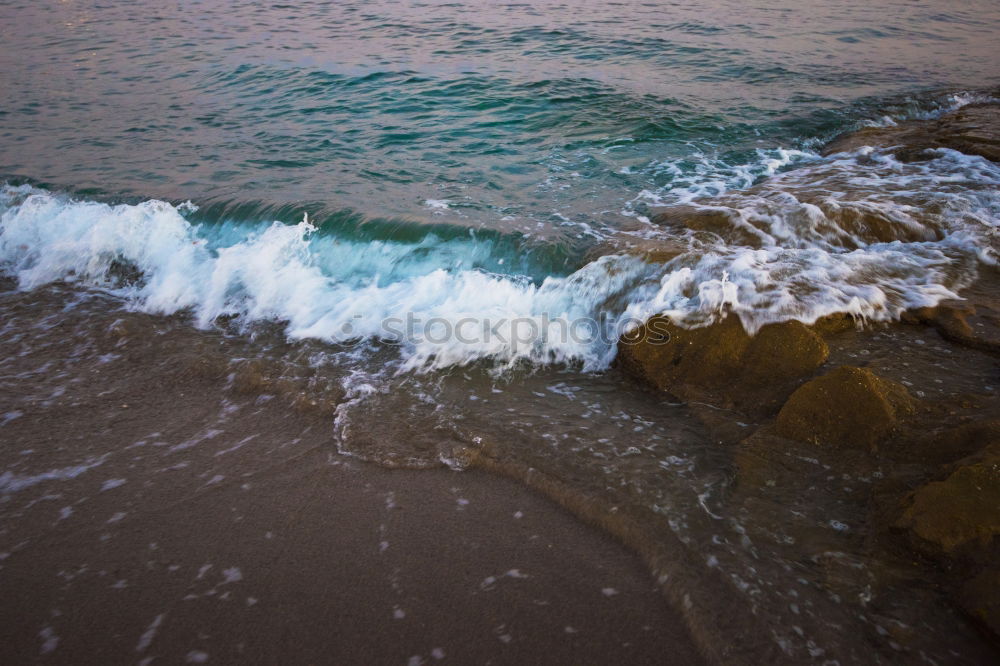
[{"x1": 3, "y1": 0, "x2": 1000, "y2": 663}]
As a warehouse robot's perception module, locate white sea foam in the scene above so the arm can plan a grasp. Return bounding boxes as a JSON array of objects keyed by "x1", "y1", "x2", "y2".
[
  {"x1": 861, "y1": 90, "x2": 1000, "y2": 128},
  {"x1": 0, "y1": 185, "x2": 645, "y2": 370},
  {"x1": 631, "y1": 148, "x2": 819, "y2": 209},
  {"x1": 0, "y1": 454, "x2": 108, "y2": 494},
  {"x1": 2, "y1": 141, "x2": 998, "y2": 371},
  {"x1": 622, "y1": 147, "x2": 999, "y2": 332}
]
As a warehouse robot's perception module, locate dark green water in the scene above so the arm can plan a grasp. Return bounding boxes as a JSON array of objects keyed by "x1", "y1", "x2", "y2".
[{"x1": 3, "y1": 0, "x2": 999, "y2": 229}]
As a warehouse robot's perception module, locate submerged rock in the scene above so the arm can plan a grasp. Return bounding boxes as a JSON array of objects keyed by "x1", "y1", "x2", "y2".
[
  {"x1": 959, "y1": 568, "x2": 1000, "y2": 642},
  {"x1": 647, "y1": 161, "x2": 952, "y2": 250},
  {"x1": 906, "y1": 419, "x2": 1000, "y2": 466},
  {"x1": 734, "y1": 430, "x2": 817, "y2": 489},
  {"x1": 733, "y1": 425, "x2": 877, "y2": 490},
  {"x1": 774, "y1": 366, "x2": 914, "y2": 450},
  {"x1": 895, "y1": 448, "x2": 1000, "y2": 559},
  {"x1": 175, "y1": 344, "x2": 230, "y2": 383},
  {"x1": 650, "y1": 199, "x2": 942, "y2": 249},
  {"x1": 903, "y1": 301, "x2": 1000, "y2": 354},
  {"x1": 231, "y1": 358, "x2": 344, "y2": 418},
  {"x1": 824, "y1": 102, "x2": 1000, "y2": 163},
  {"x1": 617, "y1": 314, "x2": 828, "y2": 413},
  {"x1": 650, "y1": 206, "x2": 764, "y2": 247},
  {"x1": 581, "y1": 235, "x2": 689, "y2": 266}
]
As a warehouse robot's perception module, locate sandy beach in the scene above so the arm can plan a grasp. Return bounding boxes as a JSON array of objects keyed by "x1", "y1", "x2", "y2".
[{"x1": 0, "y1": 282, "x2": 701, "y2": 664}]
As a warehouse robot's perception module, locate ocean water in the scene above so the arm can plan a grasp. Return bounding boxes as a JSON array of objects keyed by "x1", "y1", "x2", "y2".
[
  {"x1": 3, "y1": 0, "x2": 1000, "y2": 369},
  {"x1": 3, "y1": 0, "x2": 1000, "y2": 663}
]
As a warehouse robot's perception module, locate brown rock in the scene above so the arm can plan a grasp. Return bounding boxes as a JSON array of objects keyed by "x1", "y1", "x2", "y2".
[
  {"x1": 816, "y1": 201, "x2": 942, "y2": 243},
  {"x1": 933, "y1": 104, "x2": 1000, "y2": 163},
  {"x1": 107, "y1": 316, "x2": 155, "y2": 342},
  {"x1": 741, "y1": 321, "x2": 830, "y2": 386},
  {"x1": 650, "y1": 190, "x2": 941, "y2": 250},
  {"x1": 824, "y1": 102, "x2": 1000, "y2": 163},
  {"x1": 650, "y1": 206, "x2": 762, "y2": 247},
  {"x1": 774, "y1": 366, "x2": 913, "y2": 450},
  {"x1": 232, "y1": 358, "x2": 281, "y2": 394},
  {"x1": 895, "y1": 451, "x2": 1000, "y2": 558},
  {"x1": 734, "y1": 426, "x2": 874, "y2": 490},
  {"x1": 733, "y1": 430, "x2": 816, "y2": 489},
  {"x1": 617, "y1": 315, "x2": 829, "y2": 413},
  {"x1": 732, "y1": 431, "x2": 795, "y2": 488},
  {"x1": 903, "y1": 302, "x2": 1000, "y2": 354},
  {"x1": 823, "y1": 124, "x2": 914, "y2": 158},
  {"x1": 581, "y1": 236, "x2": 688, "y2": 266},
  {"x1": 913, "y1": 420, "x2": 1000, "y2": 466},
  {"x1": 809, "y1": 313, "x2": 858, "y2": 336},
  {"x1": 175, "y1": 348, "x2": 229, "y2": 383},
  {"x1": 815, "y1": 551, "x2": 881, "y2": 603}
]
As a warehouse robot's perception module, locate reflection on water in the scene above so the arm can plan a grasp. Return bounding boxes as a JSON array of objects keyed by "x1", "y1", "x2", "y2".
[{"x1": 2, "y1": 0, "x2": 999, "y2": 229}]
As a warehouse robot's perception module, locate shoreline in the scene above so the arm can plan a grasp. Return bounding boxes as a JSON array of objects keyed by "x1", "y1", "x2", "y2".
[
  {"x1": 1, "y1": 100, "x2": 999, "y2": 663},
  {"x1": 0, "y1": 283, "x2": 702, "y2": 665}
]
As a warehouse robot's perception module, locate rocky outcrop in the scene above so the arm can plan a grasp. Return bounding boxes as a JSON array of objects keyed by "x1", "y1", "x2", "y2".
[
  {"x1": 581, "y1": 235, "x2": 689, "y2": 266},
  {"x1": 889, "y1": 432, "x2": 1000, "y2": 644},
  {"x1": 895, "y1": 446, "x2": 1000, "y2": 559},
  {"x1": 617, "y1": 314, "x2": 829, "y2": 414},
  {"x1": 650, "y1": 206, "x2": 764, "y2": 247},
  {"x1": 824, "y1": 102, "x2": 1000, "y2": 163},
  {"x1": 650, "y1": 200, "x2": 941, "y2": 249},
  {"x1": 624, "y1": 97, "x2": 1000, "y2": 653},
  {"x1": 774, "y1": 366, "x2": 914, "y2": 450},
  {"x1": 903, "y1": 301, "x2": 1000, "y2": 354}
]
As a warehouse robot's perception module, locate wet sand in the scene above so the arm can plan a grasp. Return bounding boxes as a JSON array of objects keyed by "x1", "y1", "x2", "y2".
[{"x1": 0, "y1": 284, "x2": 702, "y2": 664}]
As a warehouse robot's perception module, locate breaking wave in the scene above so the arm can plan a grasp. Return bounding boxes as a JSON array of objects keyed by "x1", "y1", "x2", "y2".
[{"x1": 2, "y1": 140, "x2": 998, "y2": 371}]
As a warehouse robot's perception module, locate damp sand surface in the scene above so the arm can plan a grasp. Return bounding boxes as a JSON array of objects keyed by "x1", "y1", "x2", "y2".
[{"x1": 0, "y1": 283, "x2": 701, "y2": 665}]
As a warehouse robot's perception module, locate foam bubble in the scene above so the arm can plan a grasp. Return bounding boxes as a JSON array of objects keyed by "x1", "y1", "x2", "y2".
[
  {"x1": 2, "y1": 140, "x2": 998, "y2": 372},
  {"x1": 621, "y1": 147, "x2": 999, "y2": 332}
]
